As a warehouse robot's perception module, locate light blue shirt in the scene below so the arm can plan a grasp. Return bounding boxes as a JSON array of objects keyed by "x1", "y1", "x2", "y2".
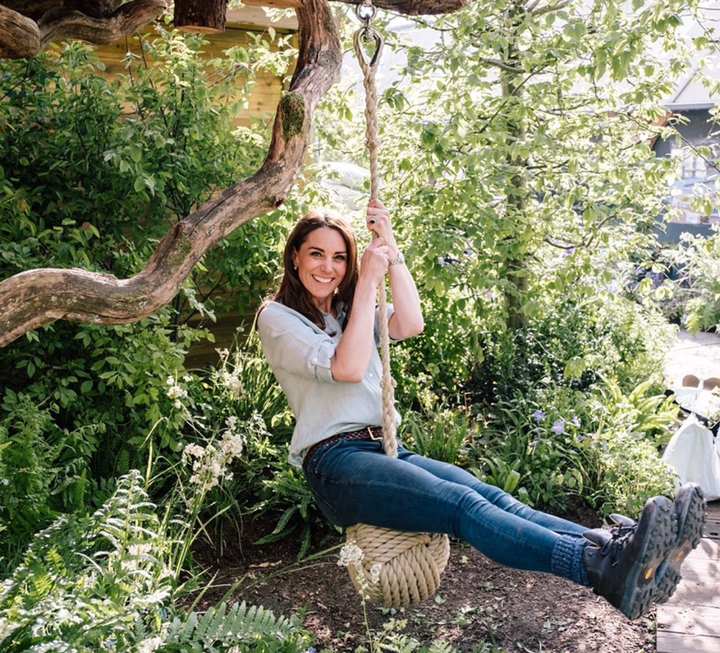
[{"x1": 257, "y1": 300, "x2": 401, "y2": 467}]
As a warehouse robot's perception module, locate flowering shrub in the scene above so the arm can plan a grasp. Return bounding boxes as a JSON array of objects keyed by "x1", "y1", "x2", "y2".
[{"x1": 0, "y1": 471, "x2": 314, "y2": 653}]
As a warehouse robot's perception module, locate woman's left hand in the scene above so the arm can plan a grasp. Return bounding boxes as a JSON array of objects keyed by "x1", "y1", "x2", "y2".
[{"x1": 366, "y1": 198, "x2": 399, "y2": 253}]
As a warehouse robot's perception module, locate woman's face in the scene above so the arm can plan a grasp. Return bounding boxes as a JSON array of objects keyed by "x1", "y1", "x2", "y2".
[{"x1": 293, "y1": 226, "x2": 348, "y2": 312}]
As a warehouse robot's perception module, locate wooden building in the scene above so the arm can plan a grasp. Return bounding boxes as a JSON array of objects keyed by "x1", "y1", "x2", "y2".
[{"x1": 91, "y1": 6, "x2": 298, "y2": 127}]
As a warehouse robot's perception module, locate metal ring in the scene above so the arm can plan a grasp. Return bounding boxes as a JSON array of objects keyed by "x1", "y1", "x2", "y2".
[{"x1": 355, "y1": 2, "x2": 377, "y2": 23}]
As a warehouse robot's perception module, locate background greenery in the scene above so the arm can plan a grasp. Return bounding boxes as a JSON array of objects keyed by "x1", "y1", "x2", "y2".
[{"x1": 2, "y1": 0, "x2": 720, "y2": 650}]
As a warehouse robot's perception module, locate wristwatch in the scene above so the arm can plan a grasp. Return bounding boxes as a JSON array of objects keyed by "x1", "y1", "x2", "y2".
[{"x1": 388, "y1": 251, "x2": 405, "y2": 266}]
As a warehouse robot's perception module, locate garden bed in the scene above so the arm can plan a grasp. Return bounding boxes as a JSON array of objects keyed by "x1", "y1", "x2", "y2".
[{"x1": 196, "y1": 509, "x2": 656, "y2": 653}]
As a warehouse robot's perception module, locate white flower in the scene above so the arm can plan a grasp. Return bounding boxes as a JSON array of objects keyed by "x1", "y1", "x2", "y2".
[
  {"x1": 137, "y1": 636, "x2": 164, "y2": 653},
  {"x1": 183, "y1": 444, "x2": 205, "y2": 458},
  {"x1": 338, "y1": 541, "x2": 364, "y2": 567},
  {"x1": 128, "y1": 543, "x2": 152, "y2": 557},
  {"x1": 219, "y1": 370, "x2": 243, "y2": 398},
  {"x1": 369, "y1": 563, "x2": 382, "y2": 584}
]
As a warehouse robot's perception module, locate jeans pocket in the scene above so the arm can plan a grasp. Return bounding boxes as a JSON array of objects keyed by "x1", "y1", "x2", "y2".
[
  {"x1": 308, "y1": 485, "x2": 342, "y2": 526},
  {"x1": 304, "y1": 437, "x2": 342, "y2": 478}
]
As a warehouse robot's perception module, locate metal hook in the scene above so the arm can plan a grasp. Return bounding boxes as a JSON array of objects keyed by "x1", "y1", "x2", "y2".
[{"x1": 353, "y1": 25, "x2": 383, "y2": 69}]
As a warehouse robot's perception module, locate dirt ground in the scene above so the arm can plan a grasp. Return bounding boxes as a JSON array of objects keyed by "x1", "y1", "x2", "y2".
[{"x1": 197, "y1": 507, "x2": 657, "y2": 653}]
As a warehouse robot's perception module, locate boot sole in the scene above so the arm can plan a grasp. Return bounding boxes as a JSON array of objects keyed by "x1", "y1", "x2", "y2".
[
  {"x1": 654, "y1": 484, "x2": 707, "y2": 604},
  {"x1": 619, "y1": 496, "x2": 677, "y2": 620}
]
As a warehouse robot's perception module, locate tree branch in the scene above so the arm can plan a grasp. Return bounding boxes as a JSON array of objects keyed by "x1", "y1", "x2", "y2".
[
  {"x1": 0, "y1": 4, "x2": 41, "y2": 59},
  {"x1": 0, "y1": 0, "x2": 342, "y2": 348},
  {"x1": 479, "y1": 56, "x2": 523, "y2": 73},
  {"x1": 242, "y1": 0, "x2": 470, "y2": 14},
  {"x1": 0, "y1": 0, "x2": 471, "y2": 61},
  {"x1": 38, "y1": 0, "x2": 169, "y2": 49}
]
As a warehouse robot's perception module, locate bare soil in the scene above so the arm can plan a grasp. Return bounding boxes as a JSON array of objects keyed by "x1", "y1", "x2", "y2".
[{"x1": 196, "y1": 506, "x2": 657, "y2": 653}]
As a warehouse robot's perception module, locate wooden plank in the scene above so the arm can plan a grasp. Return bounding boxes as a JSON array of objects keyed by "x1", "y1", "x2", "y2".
[
  {"x1": 705, "y1": 500, "x2": 720, "y2": 516},
  {"x1": 704, "y1": 520, "x2": 720, "y2": 539},
  {"x1": 658, "y1": 605, "x2": 720, "y2": 634},
  {"x1": 657, "y1": 631, "x2": 720, "y2": 653},
  {"x1": 685, "y1": 538, "x2": 720, "y2": 561},
  {"x1": 662, "y1": 581, "x2": 720, "y2": 608},
  {"x1": 226, "y1": 6, "x2": 298, "y2": 30},
  {"x1": 675, "y1": 565, "x2": 720, "y2": 584}
]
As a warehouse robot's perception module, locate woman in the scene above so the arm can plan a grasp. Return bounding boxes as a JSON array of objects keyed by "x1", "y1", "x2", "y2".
[{"x1": 257, "y1": 199, "x2": 705, "y2": 620}]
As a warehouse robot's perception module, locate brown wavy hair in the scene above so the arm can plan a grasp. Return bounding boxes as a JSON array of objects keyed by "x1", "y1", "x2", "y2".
[{"x1": 270, "y1": 209, "x2": 359, "y2": 329}]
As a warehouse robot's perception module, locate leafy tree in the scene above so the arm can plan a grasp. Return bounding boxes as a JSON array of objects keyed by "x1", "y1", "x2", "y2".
[{"x1": 324, "y1": 0, "x2": 701, "y2": 400}]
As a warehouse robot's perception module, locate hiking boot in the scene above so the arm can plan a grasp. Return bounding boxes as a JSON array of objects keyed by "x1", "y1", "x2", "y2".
[
  {"x1": 583, "y1": 495, "x2": 676, "y2": 620},
  {"x1": 608, "y1": 513, "x2": 636, "y2": 528},
  {"x1": 654, "y1": 483, "x2": 706, "y2": 604}
]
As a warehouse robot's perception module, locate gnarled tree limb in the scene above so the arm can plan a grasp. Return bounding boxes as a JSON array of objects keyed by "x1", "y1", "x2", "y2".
[
  {"x1": 38, "y1": 0, "x2": 169, "y2": 48},
  {"x1": 0, "y1": 0, "x2": 341, "y2": 348},
  {"x1": 0, "y1": 4, "x2": 41, "y2": 59},
  {"x1": 0, "y1": 0, "x2": 168, "y2": 58}
]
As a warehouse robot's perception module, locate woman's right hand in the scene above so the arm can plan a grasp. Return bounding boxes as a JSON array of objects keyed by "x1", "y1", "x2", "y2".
[{"x1": 359, "y1": 236, "x2": 391, "y2": 287}]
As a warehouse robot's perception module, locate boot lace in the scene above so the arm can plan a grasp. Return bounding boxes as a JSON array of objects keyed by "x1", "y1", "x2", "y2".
[{"x1": 599, "y1": 525, "x2": 636, "y2": 566}]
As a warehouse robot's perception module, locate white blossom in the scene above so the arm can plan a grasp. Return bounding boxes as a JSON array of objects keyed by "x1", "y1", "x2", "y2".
[
  {"x1": 338, "y1": 541, "x2": 364, "y2": 567},
  {"x1": 137, "y1": 636, "x2": 164, "y2": 653}
]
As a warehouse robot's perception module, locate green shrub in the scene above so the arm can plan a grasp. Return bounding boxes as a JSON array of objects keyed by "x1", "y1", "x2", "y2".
[
  {"x1": 400, "y1": 390, "x2": 475, "y2": 465},
  {"x1": 671, "y1": 231, "x2": 720, "y2": 333},
  {"x1": 0, "y1": 28, "x2": 294, "y2": 532},
  {"x1": 0, "y1": 470, "x2": 313, "y2": 653}
]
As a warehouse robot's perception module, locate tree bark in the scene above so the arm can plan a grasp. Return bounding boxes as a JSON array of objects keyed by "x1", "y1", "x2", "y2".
[
  {"x1": 174, "y1": 0, "x2": 227, "y2": 33},
  {"x1": 0, "y1": 4, "x2": 41, "y2": 59},
  {"x1": 0, "y1": 0, "x2": 168, "y2": 59},
  {"x1": 0, "y1": 0, "x2": 341, "y2": 348},
  {"x1": 38, "y1": 0, "x2": 169, "y2": 48}
]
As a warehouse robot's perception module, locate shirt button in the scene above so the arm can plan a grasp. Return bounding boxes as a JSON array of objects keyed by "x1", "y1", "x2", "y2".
[{"x1": 369, "y1": 373, "x2": 374, "y2": 378}]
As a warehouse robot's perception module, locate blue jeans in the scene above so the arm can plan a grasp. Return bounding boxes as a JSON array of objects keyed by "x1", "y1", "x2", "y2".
[{"x1": 304, "y1": 437, "x2": 590, "y2": 583}]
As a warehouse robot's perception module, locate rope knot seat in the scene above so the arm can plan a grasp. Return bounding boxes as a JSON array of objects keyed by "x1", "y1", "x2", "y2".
[
  {"x1": 346, "y1": 524, "x2": 450, "y2": 607},
  {"x1": 344, "y1": 0, "x2": 450, "y2": 608}
]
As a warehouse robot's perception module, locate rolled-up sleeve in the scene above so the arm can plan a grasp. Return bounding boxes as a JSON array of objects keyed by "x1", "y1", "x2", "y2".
[{"x1": 258, "y1": 303, "x2": 338, "y2": 383}]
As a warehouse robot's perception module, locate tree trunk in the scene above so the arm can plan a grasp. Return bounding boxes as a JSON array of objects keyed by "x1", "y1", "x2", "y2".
[
  {"x1": 500, "y1": 0, "x2": 529, "y2": 332},
  {"x1": 0, "y1": 0, "x2": 341, "y2": 348},
  {"x1": 174, "y1": 0, "x2": 227, "y2": 33}
]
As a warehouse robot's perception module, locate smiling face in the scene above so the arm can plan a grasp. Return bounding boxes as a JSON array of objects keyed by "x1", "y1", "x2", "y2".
[{"x1": 292, "y1": 226, "x2": 348, "y2": 313}]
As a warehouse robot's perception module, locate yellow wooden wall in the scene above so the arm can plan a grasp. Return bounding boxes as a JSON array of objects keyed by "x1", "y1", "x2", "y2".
[{"x1": 92, "y1": 9, "x2": 298, "y2": 127}]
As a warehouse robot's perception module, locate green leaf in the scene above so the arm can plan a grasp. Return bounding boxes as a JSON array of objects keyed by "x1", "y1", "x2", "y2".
[{"x1": 128, "y1": 144, "x2": 142, "y2": 163}]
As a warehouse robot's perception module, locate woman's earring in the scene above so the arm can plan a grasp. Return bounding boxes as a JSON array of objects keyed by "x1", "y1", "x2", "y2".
[{"x1": 293, "y1": 264, "x2": 297, "y2": 270}]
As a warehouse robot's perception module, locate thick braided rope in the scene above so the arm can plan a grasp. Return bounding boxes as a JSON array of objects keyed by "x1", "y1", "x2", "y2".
[
  {"x1": 346, "y1": 524, "x2": 451, "y2": 606},
  {"x1": 353, "y1": 26, "x2": 397, "y2": 457},
  {"x1": 347, "y1": 23, "x2": 450, "y2": 609}
]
